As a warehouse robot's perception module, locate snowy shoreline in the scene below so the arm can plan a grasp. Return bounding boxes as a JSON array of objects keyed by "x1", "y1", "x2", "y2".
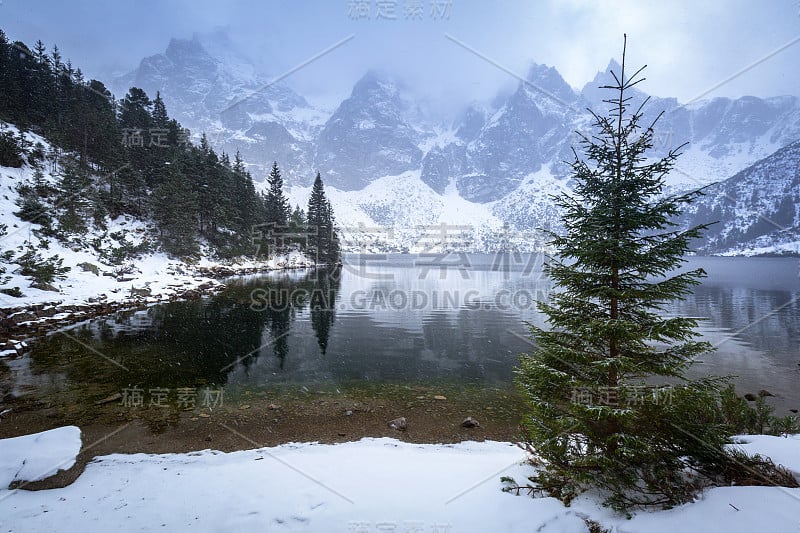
[
  {"x1": 0, "y1": 426, "x2": 798, "y2": 532},
  {"x1": 0, "y1": 254, "x2": 318, "y2": 351}
]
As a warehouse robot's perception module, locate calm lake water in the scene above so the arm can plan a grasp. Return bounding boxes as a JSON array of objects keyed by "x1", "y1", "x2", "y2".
[{"x1": 6, "y1": 254, "x2": 800, "y2": 413}]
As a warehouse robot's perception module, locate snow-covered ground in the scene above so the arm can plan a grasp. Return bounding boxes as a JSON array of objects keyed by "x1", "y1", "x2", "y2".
[
  {"x1": 0, "y1": 427, "x2": 798, "y2": 532},
  {"x1": 0, "y1": 125, "x2": 316, "y2": 327}
]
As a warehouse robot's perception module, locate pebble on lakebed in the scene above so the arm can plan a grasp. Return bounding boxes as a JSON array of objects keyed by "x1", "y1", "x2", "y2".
[
  {"x1": 461, "y1": 417, "x2": 480, "y2": 428},
  {"x1": 388, "y1": 417, "x2": 407, "y2": 431}
]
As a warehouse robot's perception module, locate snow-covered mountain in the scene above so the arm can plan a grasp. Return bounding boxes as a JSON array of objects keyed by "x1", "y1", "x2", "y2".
[
  {"x1": 115, "y1": 35, "x2": 800, "y2": 253},
  {"x1": 681, "y1": 140, "x2": 800, "y2": 255},
  {"x1": 113, "y1": 32, "x2": 327, "y2": 183},
  {"x1": 314, "y1": 70, "x2": 428, "y2": 191}
]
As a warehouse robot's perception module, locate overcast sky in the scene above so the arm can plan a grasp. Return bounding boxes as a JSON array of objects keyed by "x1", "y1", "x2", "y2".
[{"x1": 3, "y1": 0, "x2": 800, "y2": 112}]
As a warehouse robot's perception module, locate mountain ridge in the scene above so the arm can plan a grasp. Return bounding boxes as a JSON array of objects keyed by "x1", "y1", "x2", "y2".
[{"x1": 114, "y1": 34, "x2": 800, "y2": 254}]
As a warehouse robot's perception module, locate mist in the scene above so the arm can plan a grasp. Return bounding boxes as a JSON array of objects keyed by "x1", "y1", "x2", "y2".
[{"x1": 3, "y1": 0, "x2": 800, "y2": 117}]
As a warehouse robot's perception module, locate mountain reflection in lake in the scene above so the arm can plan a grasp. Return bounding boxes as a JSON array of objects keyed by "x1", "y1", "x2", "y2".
[{"x1": 11, "y1": 254, "x2": 800, "y2": 413}]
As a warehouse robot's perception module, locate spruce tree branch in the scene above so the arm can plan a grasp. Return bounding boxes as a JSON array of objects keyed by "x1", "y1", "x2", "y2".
[{"x1": 669, "y1": 422, "x2": 800, "y2": 503}]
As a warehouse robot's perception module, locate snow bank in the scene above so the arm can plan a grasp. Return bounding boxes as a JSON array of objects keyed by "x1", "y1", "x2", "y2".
[
  {"x1": 577, "y1": 485, "x2": 800, "y2": 533},
  {"x1": 0, "y1": 435, "x2": 585, "y2": 532},
  {"x1": 1, "y1": 429, "x2": 799, "y2": 532},
  {"x1": 730, "y1": 433, "x2": 800, "y2": 474},
  {"x1": 0, "y1": 426, "x2": 81, "y2": 489}
]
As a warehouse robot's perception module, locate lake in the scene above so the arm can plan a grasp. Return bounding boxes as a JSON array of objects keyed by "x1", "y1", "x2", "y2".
[{"x1": 5, "y1": 254, "x2": 800, "y2": 414}]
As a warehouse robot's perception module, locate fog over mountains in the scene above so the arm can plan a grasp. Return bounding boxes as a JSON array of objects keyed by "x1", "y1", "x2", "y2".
[{"x1": 113, "y1": 32, "x2": 800, "y2": 254}]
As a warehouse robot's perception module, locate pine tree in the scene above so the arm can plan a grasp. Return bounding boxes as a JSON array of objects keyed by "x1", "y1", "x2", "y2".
[
  {"x1": 194, "y1": 138, "x2": 231, "y2": 236},
  {"x1": 56, "y1": 159, "x2": 93, "y2": 234},
  {"x1": 50, "y1": 45, "x2": 62, "y2": 76},
  {"x1": 265, "y1": 161, "x2": 290, "y2": 227},
  {"x1": 152, "y1": 161, "x2": 199, "y2": 257},
  {"x1": 33, "y1": 40, "x2": 48, "y2": 65},
  {"x1": 151, "y1": 91, "x2": 169, "y2": 128},
  {"x1": 232, "y1": 150, "x2": 245, "y2": 175},
  {"x1": 513, "y1": 37, "x2": 730, "y2": 511},
  {"x1": 0, "y1": 31, "x2": 9, "y2": 116},
  {"x1": 84, "y1": 79, "x2": 122, "y2": 170},
  {"x1": 225, "y1": 150, "x2": 260, "y2": 255},
  {"x1": 306, "y1": 172, "x2": 340, "y2": 265},
  {"x1": 288, "y1": 204, "x2": 306, "y2": 250},
  {"x1": 324, "y1": 198, "x2": 340, "y2": 264},
  {"x1": 261, "y1": 161, "x2": 291, "y2": 255}
]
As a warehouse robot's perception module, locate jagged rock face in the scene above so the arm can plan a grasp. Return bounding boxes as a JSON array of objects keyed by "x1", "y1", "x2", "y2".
[
  {"x1": 454, "y1": 105, "x2": 486, "y2": 142},
  {"x1": 113, "y1": 35, "x2": 322, "y2": 182},
  {"x1": 445, "y1": 64, "x2": 583, "y2": 202},
  {"x1": 681, "y1": 140, "x2": 800, "y2": 253},
  {"x1": 314, "y1": 72, "x2": 423, "y2": 190},
  {"x1": 420, "y1": 144, "x2": 466, "y2": 194},
  {"x1": 688, "y1": 96, "x2": 800, "y2": 154}
]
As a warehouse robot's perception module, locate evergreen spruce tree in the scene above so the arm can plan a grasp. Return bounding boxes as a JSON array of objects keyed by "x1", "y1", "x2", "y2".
[
  {"x1": 232, "y1": 150, "x2": 246, "y2": 175},
  {"x1": 323, "y1": 198, "x2": 341, "y2": 264},
  {"x1": 151, "y1": 92, "x2": 169, "y2": 128},
  {"x1": 226, "y1": 150, "x2": 260, "y2": 255},
  {"x1": 289, "y1": 204, "x2": 307, "y2": 251},
  {"x1": 0, "y1": 31, "x2": 10, "y2": 115},
  {"x1": 306, "y1": 172, "x2": 340, "y2": 265},
  {"x1": 152, "y1": 162, "x2": 199, "y2": 257},
  {"x1": 513, "y1": 37, "x2": 730, "y2": 511},
  {"x1": 118, "y1": 87, "x2": 152, "y2": 131},
  {"x1": 265, "y1": 161, "x2": 290, "y2": 227},
  {"x1": 262, "y1": 161, "x2": 291, "y2": 255},
  {"x1": 192, "y1": 134, "x2": 231, "y2": 236},
  {"x1": 33, "y1": 40, "x2": 48, "y2": 65},
  {"x1": 50, "y1": 45, "x2": 62, "y2": 75},
  {"x1": 56, "y1": 159, "x2": 93, "y2": 234}
]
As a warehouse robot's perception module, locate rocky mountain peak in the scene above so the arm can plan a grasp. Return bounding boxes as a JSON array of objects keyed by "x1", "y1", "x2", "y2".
[
  {"x1": 525, "y1": 63, "x2": 577, "y2": 105},
  {"x1": 163, "y1": 36, "x2": 212, "y2": 65}
]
